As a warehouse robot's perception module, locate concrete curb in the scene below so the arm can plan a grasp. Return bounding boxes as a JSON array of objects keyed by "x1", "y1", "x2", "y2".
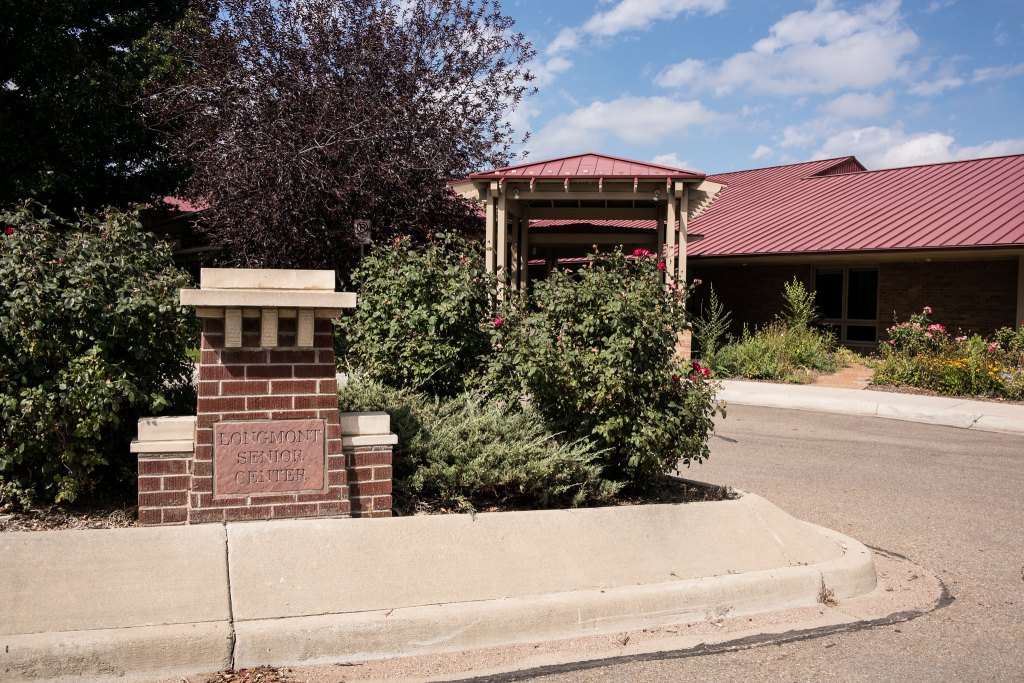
[
  {"x1": 0, "y1": 495, "x2": 876, "y2": 682},
  {"x1": 719, "y1": 380, "x2": 1024, "y2": 435}
]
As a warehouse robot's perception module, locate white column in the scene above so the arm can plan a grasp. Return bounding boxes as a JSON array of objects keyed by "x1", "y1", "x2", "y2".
[
  {"x1": 509, "y1": 215, "x2": 520, "y2": 292},
  {"x1": 484, "y1": 185, "x2": 496, "y2": 276},
  {"x1": 664, "y1": 191, "x2": 677, "y2": 286},
  {"x1": 678, "y1": 183, "x2": 689, "y2": 284},
  {"x1": 496, "y1": 190, "x2": 508, "y2": 295},
  {"x1": 519, "y1": 207, "x2": 530, "y2": 291}
]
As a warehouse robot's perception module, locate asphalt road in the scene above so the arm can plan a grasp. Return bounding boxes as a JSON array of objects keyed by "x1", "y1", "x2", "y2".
[{"x1": 530, "y1": 405, "x2": 1024, "y2": 682}]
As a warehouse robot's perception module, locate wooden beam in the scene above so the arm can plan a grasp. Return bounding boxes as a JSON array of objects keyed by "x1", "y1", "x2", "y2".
[
  {"x1": 529, "y1": 233, "x2": 658, "y2": 246},
  {"x1": 526, "y1": 208, "x2": 661, "y2": 220}
]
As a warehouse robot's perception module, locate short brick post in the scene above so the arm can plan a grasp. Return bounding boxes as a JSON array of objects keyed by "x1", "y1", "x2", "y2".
[
  {"x1": 132, "y1": 267, "x2": 396, "y2": 525},
  {"x1": 340, "y1": 412, "x2": 395, "y2": 517}
]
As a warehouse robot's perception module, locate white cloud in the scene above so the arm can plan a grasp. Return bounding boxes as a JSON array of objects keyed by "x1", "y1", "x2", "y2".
[
  {"x1": 527, "y1": 96, "x2": 722, "y2": 159},
  {"x1": 972, "y1": 63, "x2": 1024, "y2": 83},
  {"x1": 908, "y1": 76, "x2": 964, "y2": 96},
  {"x1": 813, "y1": 124, "x2": 1024, "y2": 168},
  {"x1": 994, "y1": 21, "x2": 1009, "y2": 46},
  {"x1": 546, "y1": 27, "x2": 579, "y2": 55},
  {"x1": 656, "y1": 0, "x2": 919, "y2": 96},
  {"x1": 530, "y1": 56, "x2": 573, "y2": 88},
  {"x1": 751, "y1": 145, "x2": 773, "y2": 160},
  {"x1": 822, "y1": 91, "x2": 894, "y2": 119},
  {"x1": 651, "y1": 152, "x2": 697, "y2": 171},
  {"x1": 923, "y1": 0, "x2": 955, "y2": 13},
  {"x1": 583, "y1": 0, "x2": 726, "y2": 37}
]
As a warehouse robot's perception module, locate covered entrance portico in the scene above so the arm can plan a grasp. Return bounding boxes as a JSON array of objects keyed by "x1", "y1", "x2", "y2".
[{"x1": 451, "y1": 153, "x2": 722, "y2": 293}]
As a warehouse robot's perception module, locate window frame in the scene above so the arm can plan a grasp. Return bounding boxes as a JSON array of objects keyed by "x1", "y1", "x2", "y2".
[{"x1": 813, "y1": 265, "x2": 879, "y2": 345}]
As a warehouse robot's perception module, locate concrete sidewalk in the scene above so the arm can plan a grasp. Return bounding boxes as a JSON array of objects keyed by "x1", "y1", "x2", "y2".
[
  {"x1": 719, "y1": 380, "x2": 1024, "y2": 435},
  {"x1": 0, "y1": 494, "x2": 876, "y2": 683}
]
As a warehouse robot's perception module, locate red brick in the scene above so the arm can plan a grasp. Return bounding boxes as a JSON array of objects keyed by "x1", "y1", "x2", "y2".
[
  {"x1": 246, "y1": 364, "x2": 294, "y2": 379},
  {"x1": 293, "y1": 364, "x2": 334, "y2": 378},
  {"x1": 271, "y1": 503, "x2": 321, "y2": 518},
  {"x1": 204, "y1": 319, "x2": 225, "y2": 334},
  {"x1": 328, "y1": 470, "x2": 347, "y2": 486},
  {"x1": 138, "y1": 476, "x2": 162, "y2": 492},
  {"x1": 327, "y1": 424, "x2": 341, "y2": 439},
  {"x1": 189, "y1": 508, "x2": 226, "y2": 524},
  {"x1": 318, "y1": 379, "x2": 338, "y2": 394},
  {"x1": 316, "y1": 501, "x2": 349, "y2": 516},
  {"x1": 295, "y1": 491, "x2": 337, "y2": 502},
  {"x1": 269, "y1": 410, "x2": 317, "y2": 420},
  {"x1": 207, "y1": 494, "x2": 249, "y2": 507},
  {"x1": 221, "y1": 411, "x2": 272, "y2": 421},
  {"x1": 350, "y1": 480, "x2": 391, "y2": 496},
  {"x1": 347, "y1": 451, "x2": 390, "y2": 467},
  {"x1": 247, "y1": 395, "x2": 292, "y2": 410},
  {"x1": 270, "y1": 380, "x2": 317, "y2": 395},
  {"x1": 138, "y1": 508, "x2": 162, "y2": 525},
  {"x1": 221, "y1": 380, "x2": 270, "y2": 396},
  {"x1": 248, "y1": 494, "x2": 299, "y2": 505},
  {"x1": 140, "y1": 490, "x2": 188, "y2": 507},
  {"x1": 372, "y1": 495, "x2": 393, "y2": 511},
  {"x1": 200, "y1": 333, "x2": 223, "y2": 350},
  {"x1": 140, "y1": 458, "x2": 189, "y2": 475},
  {"x1": 192, "y1": 476, "x2": 213, "y2": 493},
  {"x1": 197, "y1": 414, "x2": 217, "y2": 429},
  {"x1": 200, "y1": 349, "x2": 221, "y2": 365},
  {"x1": 193, "y1": 460, "x2": 212, "y2": 477},
  {"x1": 222, "y1": 506, "x2": 274, "y2": 521},
  {"x1": 328, "y1": 455, "x2": 347, "y2": 469},
  {"x1": 198, "y1": 381, "x2": 222, "y2": 397},
  {"x1": 198, "y1": 396, "x2": 245, "y2": 413},
  {"x1": 199, "y1": 364, "x2": 245, "y2": 381},
  {"x1": 315, "y1": 349, "x2": 335, "y2": 364},
  {"x1": 162, "y1": 507, "x2": 188, "y2": 524},
  {"x1": 194, "y1": 443, "x2": 213, "y2": 460},
  {"x1": 295, "y1": 395, "x2": 337, "y2": 410},
  {"x1": 267, "y1": 349, "x2": 316, "y2": 364},
  {"x1": 162, "y1": 475, "x2": 190, "y2": 491},
  {"x1": 219, "y1": 349, "x2": 268, "y2": 364},
  {"x1": 371, "y1": 466, "x2": 392, "y2": 481}
]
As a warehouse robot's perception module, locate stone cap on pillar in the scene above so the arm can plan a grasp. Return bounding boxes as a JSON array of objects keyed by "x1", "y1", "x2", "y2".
[{"x1": 179, "y1": 268, "x2": 357, "y2": 349}]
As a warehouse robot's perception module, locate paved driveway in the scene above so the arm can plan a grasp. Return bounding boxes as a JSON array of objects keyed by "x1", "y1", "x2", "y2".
[{"x1": 531, "y1": 404, "x2": 1024, "y2": 682}]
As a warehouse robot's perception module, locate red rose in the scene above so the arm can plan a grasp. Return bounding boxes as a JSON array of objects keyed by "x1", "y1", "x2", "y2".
[
  {"x1": 493, "y1": 317, "x2": 503, "y2": 327},
  {"x1": 671, "y1": 374, "x2": 679, "y2": 383},
  {"x1": 657, "y1": 261, "x2": 666, "y2": 271},
  {"x1": 3, "y1": 227, "x2": 13, "y2": 235}
]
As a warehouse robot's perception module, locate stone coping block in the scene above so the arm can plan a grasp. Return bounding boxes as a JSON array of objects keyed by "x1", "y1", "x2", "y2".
[
  {"x1": 339, "y1": 411, "x2": 390, "y2": 436},
  {"x1": 201, "y1": 268, "x2": 335, "y2": 291},
  {"x1": 0, "y1": 493, "x2": 876, "y2": 681},
  {"x1": 180, "y1": 288, "x2": 356, "y2": 309},
  {"x1": 131, "y1": 415, "x2": 197, "y2": 454}
]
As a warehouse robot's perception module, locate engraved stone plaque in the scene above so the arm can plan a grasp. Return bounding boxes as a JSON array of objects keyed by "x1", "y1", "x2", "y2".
[{"x1": 214, "y1": 419, "x2": 326, "y2": 496}]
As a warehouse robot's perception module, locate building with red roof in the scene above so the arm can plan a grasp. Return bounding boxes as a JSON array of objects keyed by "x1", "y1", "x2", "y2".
[{"x1": 454, "y1": 152, "x2": 1024, "y2": 347}]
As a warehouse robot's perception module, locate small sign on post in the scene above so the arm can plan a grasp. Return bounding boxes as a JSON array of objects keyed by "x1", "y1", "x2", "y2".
[{"x1": 354, "y1": 219, "x2": 372, "y2": 245}]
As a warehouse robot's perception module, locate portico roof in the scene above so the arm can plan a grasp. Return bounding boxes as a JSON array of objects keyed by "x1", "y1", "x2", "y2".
[{"x1": 465, "y1": 152, "x2": 705, "y2": 181}]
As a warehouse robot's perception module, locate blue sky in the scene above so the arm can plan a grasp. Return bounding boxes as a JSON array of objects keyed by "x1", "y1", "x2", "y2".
[{"x1": 502, "y1": 0, "x2": 1024, "y2": 174}]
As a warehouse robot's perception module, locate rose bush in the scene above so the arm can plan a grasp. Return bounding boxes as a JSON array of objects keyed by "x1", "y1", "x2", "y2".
[
  {"x1": 0, "y1": 202, "x2": 196, "y2": 505},
  {"x1": 487, "y1": 250, "x2": 723, "y2": 491}
]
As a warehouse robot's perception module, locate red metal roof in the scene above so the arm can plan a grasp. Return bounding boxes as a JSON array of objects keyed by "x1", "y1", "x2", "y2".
[
  {"x1": 690, "y1": 155, "x2": 1024, "y2": 257},
  {"x1": 468, "y1": 152, "x2": 704, "y2": 180},
  {"x1": 530, "y1": 219, "x2": 659, "y2": 232}
]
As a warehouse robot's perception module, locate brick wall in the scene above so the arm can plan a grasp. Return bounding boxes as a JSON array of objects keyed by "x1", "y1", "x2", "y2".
[
  {"x1": 137, "y1": 452, "x2": 191, "y2": 525},
  {"x1": 689, "y1": 263, "x2": 814, "y2": 337},
  {"x1": 877, "y1": 259, "x2": 1018, "y2": 335},
  {"x1": 346, "y1": 446, "x2": 393, "y2": 518},
  {"x1": 690, "y1": 258, "x2": 1020, "y2": 343}
]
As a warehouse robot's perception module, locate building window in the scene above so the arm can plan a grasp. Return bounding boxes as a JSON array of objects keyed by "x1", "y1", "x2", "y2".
[{"x1": 814, "y1": 267, "x2": 878, "y2": 344}]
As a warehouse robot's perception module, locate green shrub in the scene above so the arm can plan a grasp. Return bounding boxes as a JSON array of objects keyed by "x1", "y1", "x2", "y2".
[
  {"x1": 692, "y1": 285, "x2": 732, "y2": 365},
  {"x1": 711, "y1": 279, "x2": 847, "y2": 383},
  {"x1": 874, "y1": 308, "x2": 1024, "y2": 399},
  {"x1": 0, "y1": 202, "x2": 197, "y2": 504},
  {"x1": 337, "y1": 233, "x2": 492, "y2": 397},
  {"x1": 487, "y1": 250, "x2": 722, "y2": 491},
  {"x1": 337, "y1": 376, "x2": 620, "y2": 513}
]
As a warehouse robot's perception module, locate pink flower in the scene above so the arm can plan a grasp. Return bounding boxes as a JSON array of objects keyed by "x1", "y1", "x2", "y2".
[
  {"x1": 988, "y1": 343, "x2": 999, "y2": 354},
  {"x1": 927, "y1": 324, "x2": 945, "y2": 333},
  {"x1": 924, "y1": 332, "x2": 932, "y2": 339},
  {"x1": 493, "y1": 317, "x2": 503, "y2": 327},
  {"x1": 632, "y1": 248, "x2": 652, "y2": 258},
  {"x1": 923, "y1": 306, "x2": 932, "y2": 315},
  {"x1": 889, "y1": 339, "x2": 896, "y2": 345},
  {"x1": 657, "y1": 261, "x2": 666, "y2": 271},
  {"x1": 689, "y1": 374, "x2": 699, "y2": 382}
]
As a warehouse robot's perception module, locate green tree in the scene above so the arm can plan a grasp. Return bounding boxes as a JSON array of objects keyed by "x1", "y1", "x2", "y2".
[{"x1": 0, "y1": 1, "x2": 194, "y2": 212}]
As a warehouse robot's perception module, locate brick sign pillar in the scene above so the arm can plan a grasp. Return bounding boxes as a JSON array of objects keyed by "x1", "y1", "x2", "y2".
[{"x1": 131, "y1": 268, "x2": 395, "y2": 525}]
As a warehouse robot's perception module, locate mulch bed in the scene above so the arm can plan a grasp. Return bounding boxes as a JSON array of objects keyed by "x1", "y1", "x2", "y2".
[{"x1": 0, "y1": 503, "x2": 136, "y2": 533}]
